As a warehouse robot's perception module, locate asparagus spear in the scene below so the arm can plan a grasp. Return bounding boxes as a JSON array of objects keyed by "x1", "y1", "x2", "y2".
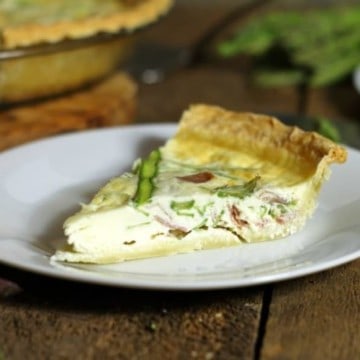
[
  {"x1": 283, "y1": 7, "x2": 360, "y2": 51},
  {"x1": 310, "y1": 48, "x2": 360, "y2": 86},
  {"x1": 134, "y1": 149, "x2": 161, "y2": 205},
  {"x1": 216, "y1": 6, "x2": 360, "y2": 87}
]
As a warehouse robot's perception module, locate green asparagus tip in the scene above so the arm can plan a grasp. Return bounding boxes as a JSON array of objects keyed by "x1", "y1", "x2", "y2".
[{"x1": 314, "y1": 117, "x2": 341, "y2": 143}]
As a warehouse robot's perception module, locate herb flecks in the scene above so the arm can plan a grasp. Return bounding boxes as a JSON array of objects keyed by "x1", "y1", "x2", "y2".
[
  {"x1": 123, "y1": 240, "x2": 136, "y2": 245},
  {"x1": 170, "y1": 200, "x2": 195, "y2": 211},
  {"x1": 216, "y1": 176, "x2": 260, "y2": 199},
  {"x1": 215, "y1": 225, "x2": 246, "y2": 242},
  {"x1": 213, "y1": 209, "x2": 225, "y2": 227},
  {"x1": 126, "y1": 221, "x2": 151, "y2": 229},
  {"x1": 195, "y1": 201, "x2": 214, "y2": 216},
  {"x1": 170, "y1": 199, "x2": 196, "y2": 217}
]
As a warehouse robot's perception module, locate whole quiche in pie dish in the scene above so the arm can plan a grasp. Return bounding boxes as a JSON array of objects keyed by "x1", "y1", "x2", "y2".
[{"x1": 0, "y1": 0, "x2": 173, "y2": 104}]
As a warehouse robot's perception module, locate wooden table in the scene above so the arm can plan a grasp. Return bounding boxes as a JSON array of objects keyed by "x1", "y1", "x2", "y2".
[{"x1": 0, "y1": 2, "x2": 359, "y2": 359}]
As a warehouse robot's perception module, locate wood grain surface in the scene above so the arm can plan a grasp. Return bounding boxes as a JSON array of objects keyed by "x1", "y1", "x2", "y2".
[
  {"x1": 0, "y1": 285, "x2": 264, "y2": 360},
  {"x1": 262, "y1": 261, "x2": 360, "y2": 360},
  {"x1": 0, "y1": 1, "x2": 359, "y2": 360}
]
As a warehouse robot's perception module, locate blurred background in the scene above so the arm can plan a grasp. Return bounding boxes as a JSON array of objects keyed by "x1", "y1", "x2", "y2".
[
  {"x1": 1, "y1": 0, "x2": 359, "y2": 148},
  {"x1": 133, "y1": 0, "x2": 360, "y2": 122}
]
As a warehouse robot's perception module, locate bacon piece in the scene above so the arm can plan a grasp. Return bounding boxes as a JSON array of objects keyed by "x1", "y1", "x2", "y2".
[
  {"x1": 259, "y1": 190, "x2": 287, "y2": 204},
  {"x1": 275, "y1": 210, "x2": 296, "y2": 224},
  {"x1": 275, "y1": 217, "x2": 285, "y2": 224},
  {"x1": 229, "y1": 204, "x2": 249, "y2": 228},
  {"x1": 177, "y1": 171, "x2": 214, "y2": 183}
]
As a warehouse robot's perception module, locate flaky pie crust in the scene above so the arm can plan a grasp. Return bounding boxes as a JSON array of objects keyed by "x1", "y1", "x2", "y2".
[
  {"x1": 1, "y1": 0, "x2": 173, "y2": 49},
  {"x1": 167, "y1": 104, "x2": 347, "y2": 188}
]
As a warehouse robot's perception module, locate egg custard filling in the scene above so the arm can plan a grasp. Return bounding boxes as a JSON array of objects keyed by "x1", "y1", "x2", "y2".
[{"x1": 52, "y1": 104, "x2": 347, "y2": 264}]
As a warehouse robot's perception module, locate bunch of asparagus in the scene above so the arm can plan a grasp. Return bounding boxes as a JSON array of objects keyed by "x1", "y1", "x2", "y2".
[{"x1": 217, "y1": 6, "x2": 360, "y2": 87}]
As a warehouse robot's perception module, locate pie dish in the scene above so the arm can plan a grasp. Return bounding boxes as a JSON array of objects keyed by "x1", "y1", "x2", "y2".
[
  {"x1": 0, "y1": 0, "x2": 173, "y2": 49},
  {"x1": 0, "y1": 0, "x2": 173, "y2": 104},
  {"x1": 52, "y1": 104, "x2": 347, "y2": 264}
]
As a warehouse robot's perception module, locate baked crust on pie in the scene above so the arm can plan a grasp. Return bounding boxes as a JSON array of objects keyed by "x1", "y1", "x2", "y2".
[
  {"x1": 52, "y1": 104, "x2": 347, "y2": 264},
  {"x1": 166, "y1": 104, "x2": 347, "y2": 186},
  {"x1": 0, "y1": 0, "x2": 173, "y2": 104},
  {"x1": 0, "y1": 0, "x2": 174, "y2": 49}
]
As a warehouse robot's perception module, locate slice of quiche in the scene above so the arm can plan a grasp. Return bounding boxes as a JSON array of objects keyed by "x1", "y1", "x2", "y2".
[{"x1": 52, "y1": 104, "x2": 347, "y2": 264}]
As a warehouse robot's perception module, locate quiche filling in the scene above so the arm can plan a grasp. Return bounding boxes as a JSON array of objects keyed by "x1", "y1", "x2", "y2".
[
  {"x1": 63, "y1": 156, "x2": 304, "y2": 258},
  {"x1": 52, "y1": 104, "x2": 347, "y2": 264}
]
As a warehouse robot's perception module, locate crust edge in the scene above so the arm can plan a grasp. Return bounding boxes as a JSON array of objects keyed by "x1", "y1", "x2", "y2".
[
  {"x1": 1, "y1": 0, "x2": 173, "y2": 49},
  {"x1": 176, "y1": 103, "x2": 347, "y2": 169}
]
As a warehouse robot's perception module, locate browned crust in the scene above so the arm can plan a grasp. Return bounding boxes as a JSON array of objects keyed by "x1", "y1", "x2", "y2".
[
  {"x1": 1, "y1": 0, "x2": 173, "y2": 49},
  {"x1": 175, "y1": 104, "x2": 347, "y2": 169}
]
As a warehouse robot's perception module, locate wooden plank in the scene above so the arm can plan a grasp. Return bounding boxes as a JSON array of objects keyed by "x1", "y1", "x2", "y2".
[
  {"x1": 261, "y1": 260, "x2": 360, "y2": 360},
  {"x1": 0, "y1": 284, "x2": 263, "y2": 360}
]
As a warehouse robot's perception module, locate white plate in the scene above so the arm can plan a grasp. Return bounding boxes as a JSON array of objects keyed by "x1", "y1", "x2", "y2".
[{"x1": 0, "y1": 124, "x2": 359, "y2": 290}]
